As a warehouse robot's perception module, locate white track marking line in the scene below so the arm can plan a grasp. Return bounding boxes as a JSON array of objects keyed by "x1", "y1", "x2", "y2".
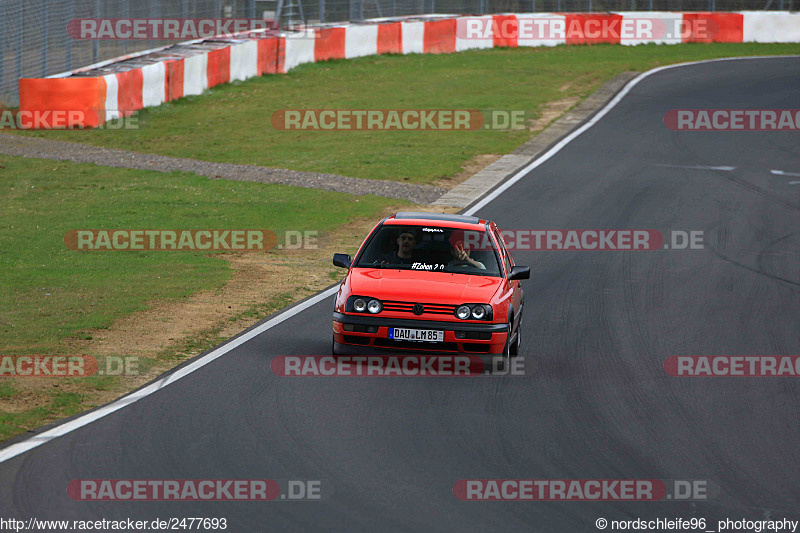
[
  {"x1": 771, "y1": 170, "x2": 800, "y2": 177},
  {"x1": 464, "y1": 55, "x2": 800, "y2": 217},
  {"x1": 655, "y1": 164, "x2": 736, "y2": 171},
  {"x1": 2, "y1": 54, "x2": 798, "y2": 464}
]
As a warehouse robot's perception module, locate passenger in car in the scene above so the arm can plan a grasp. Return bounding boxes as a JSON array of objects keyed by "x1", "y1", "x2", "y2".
[{"x1": 448, "y1": 240, "x2": 485, "y2": 270}]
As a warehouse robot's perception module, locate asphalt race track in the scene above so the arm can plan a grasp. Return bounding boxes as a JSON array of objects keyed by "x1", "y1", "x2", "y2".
[{"x1": 1, "y1": 57, "x2": 798, "y2": 531}]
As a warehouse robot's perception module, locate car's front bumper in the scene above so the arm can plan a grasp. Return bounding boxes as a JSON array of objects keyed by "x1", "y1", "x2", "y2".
[{"x1": 332, "y1": 312, "x2": 508, "y2": 355}]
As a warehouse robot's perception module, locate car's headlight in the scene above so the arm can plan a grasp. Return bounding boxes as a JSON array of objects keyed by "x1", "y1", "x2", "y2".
[
  {"x1": 455, "y1": 304, "x2": 492, "y2": 320},
  {"x1": 471, "y1": 306, "x2": 486, "y2": 320},
  {"x1": 348, "y1": 296, "x2": 382, "y2": 313},
  {"x1": 456, "y1": 305, "x2": 472, "y2": 320},
  {"x1": 353, "y1": 298, "x2": 367, "y2": 312}
]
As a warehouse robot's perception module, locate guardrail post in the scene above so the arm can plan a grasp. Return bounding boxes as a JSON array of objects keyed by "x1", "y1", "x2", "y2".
[
  {"x1": 65, "y1": 1, "x2": 72, "y2": 71},
  {"x1": 92, "y1": 0, "x2": 99, "y2": 64},
  {"x1": 16, "y1": 4, "x2": 23, "y2": 82},
  {"x1": 0, "y1": 12, "x2": 5, "y2": 91},
  {"x1": 42, "y1": 1, "x2": 48, "y2": 76}
]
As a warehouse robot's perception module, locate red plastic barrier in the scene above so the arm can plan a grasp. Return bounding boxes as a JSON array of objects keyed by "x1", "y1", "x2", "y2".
[
  {"x1": 564, "y1": 13, "x2": 624, "y2": 45},
  {"x1": 258, "y1": 37, "x2": 283, "y2": 74},
  {"x1": 492, "y1": 15, "x2": 518, "y2": 48},
  {"x1": 165, "y1": 59, "x2": 185, "y2": 101},
  {"x1": 377, "y1": 22, "x2": 403, "y2": 54},
  {"x1": 206, "y1": 47, "x2": 231, "y2": 88},
  {"x1": 115, "y1": 69, "x2": 144, "y2": 116},
  {"x1": 315, "y1": 27, "x2": 346, "y2": 61},
  {"x1": 424, "y1": 19, "x2": 457, "y2": 54},
  {"x1": 682, "y1": 13, "x2": 743, "y2": 43},
  {"x1": 18, "y1": 77, "x2": 106, "y2": 127}
]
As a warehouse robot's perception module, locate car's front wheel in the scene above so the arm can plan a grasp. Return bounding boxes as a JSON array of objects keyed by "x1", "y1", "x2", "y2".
[
  {"x1": 510, "y1": 317, "x2": 520, "y2": 357},
  {"x1": 494, "y1": 320, "x2": 513, "y2": 372}
]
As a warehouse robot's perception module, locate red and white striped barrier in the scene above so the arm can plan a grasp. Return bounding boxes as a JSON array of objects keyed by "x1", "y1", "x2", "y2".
[{"x1": 18, "y1": 12, "x2": 800, "y2": 128}]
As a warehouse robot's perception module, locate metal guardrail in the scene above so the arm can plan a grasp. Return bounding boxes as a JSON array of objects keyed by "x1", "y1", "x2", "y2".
[{"x1": 0, "y1": 0, "x2": 795, "y2": 106}]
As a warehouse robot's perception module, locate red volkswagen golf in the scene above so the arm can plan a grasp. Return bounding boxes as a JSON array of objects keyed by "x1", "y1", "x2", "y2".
[{"x1": 331, "y1": 212, "x2": 529, "y2": 359}]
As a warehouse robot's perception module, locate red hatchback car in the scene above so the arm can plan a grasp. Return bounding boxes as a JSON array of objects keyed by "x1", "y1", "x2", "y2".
[{"x1": 332, "y1": 212, "x2": 529, "y2": 359}]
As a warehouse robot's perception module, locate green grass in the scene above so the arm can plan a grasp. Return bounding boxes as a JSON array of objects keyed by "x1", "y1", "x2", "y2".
[
  {"x1": 15, "y1": 43, "x2": 800, "y2": 184},
  {"x1": 0, "y1": 155, "x2": 398, "y2": 354},
  {"x1": 0, "y1": 381, "x2": 15, "y2": 399},
  {"x1": 0, "y1": 390, "x2": 87, "y2": 442}
]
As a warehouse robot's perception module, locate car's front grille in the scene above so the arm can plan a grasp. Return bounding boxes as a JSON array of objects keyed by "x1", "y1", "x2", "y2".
[{"x1": 381, "y1": 300, "x2": 457, "y2": 316}]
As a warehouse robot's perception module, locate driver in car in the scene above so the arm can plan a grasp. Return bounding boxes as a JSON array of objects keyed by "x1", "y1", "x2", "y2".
[{"x1": 379, "y1": 229, "x2": 418, "y2": 265}]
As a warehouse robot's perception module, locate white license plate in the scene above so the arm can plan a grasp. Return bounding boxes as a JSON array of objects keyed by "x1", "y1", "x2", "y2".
[{"x1": 388, "y1": 327, "x2": 444, "y2": 343}]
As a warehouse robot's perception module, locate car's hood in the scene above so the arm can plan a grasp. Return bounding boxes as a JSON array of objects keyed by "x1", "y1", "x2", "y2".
[{"x1": 348, "y1": 268, "x2": 502, "y2": 304}]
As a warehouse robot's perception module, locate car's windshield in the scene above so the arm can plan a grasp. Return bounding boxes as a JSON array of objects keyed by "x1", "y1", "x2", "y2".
[{"x1": 353, "y1": 225, "x2": 502, "y2": 277}]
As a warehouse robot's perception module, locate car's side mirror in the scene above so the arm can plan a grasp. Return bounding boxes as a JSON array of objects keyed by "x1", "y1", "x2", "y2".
[
  {"x1": 333, "y1": 253, "x2": 352, "y2": 269},
  {"x1": 509, "y1": 266, "x2": 530, "y2": 281}
]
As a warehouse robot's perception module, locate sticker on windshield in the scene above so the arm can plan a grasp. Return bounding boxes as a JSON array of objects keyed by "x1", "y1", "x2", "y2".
[{"x1": 411, "y1": 262, "x2": 445, "y2": 271}]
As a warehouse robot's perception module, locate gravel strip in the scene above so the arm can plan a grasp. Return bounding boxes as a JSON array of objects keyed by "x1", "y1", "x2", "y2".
[{"x1": 0, "y1": 134, "x2": 445, "y2": 205}]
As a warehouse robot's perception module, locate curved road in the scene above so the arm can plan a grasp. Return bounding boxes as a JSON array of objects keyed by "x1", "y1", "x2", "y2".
[{"x1": 1, "y1": 57, "x2": 799, "y2": 531}]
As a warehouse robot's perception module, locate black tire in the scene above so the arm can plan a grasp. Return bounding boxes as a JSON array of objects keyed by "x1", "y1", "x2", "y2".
[
  {"x1": 509, "y1": 317, "x2": 520, "y2": 357},
  {"x1": 331, "y1": 335, "x2": 340, "y2": 356},
  {"x1": 493, "y1": 320, "x2": 512, "y2": 372}
]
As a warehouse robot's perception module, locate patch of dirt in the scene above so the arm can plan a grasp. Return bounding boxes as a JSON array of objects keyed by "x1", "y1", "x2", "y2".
[
  {"x1": 433, "y1": 154, "x2": 502, "y2": 190},
  {"x1": 528, "y1": 96, "x2": 582, "y2": 133},
  {"x1": 559, "y1": 72, "x2": 597, "y2": 94}
]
